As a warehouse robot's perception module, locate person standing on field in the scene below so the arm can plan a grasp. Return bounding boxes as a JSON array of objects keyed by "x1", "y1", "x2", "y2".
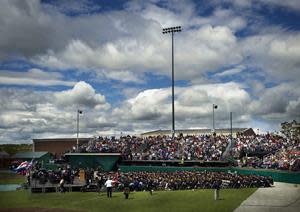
[{"x1": 105, "y1": 177, "x2": 113, "y2": 198}]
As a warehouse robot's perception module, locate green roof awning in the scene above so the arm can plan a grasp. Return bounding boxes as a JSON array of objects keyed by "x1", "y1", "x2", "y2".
[{"x1": 13, "y1": 151, "x2": 48, "y2": 159}]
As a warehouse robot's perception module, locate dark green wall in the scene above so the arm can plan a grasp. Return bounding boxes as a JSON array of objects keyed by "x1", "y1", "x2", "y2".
[
  {"x1": 68, "y1": 155, "x2": 120, "y2": 171},
  {"x1": 39, "y1": 153, "x2": 51, "y2": 163}
]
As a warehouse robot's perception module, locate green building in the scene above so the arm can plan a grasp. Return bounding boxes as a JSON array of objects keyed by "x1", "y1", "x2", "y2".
[
  {"x1": 13, "y1": 151, "x2": 51, "y2": 164},
  {"x1": 65, "y1": 153, "x2": 121, "y2": 171}
]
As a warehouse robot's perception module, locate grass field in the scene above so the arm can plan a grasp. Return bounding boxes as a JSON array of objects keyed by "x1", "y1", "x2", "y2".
[
  {"x1": 0, "y1": 172, "x2": 25, "y2": 184},
  {"x1": 0, "y1": 172, "x2": 256, "y2": 212},
  {"x1": 0, "y1": 188, "x2": 256, "y2": 212}
]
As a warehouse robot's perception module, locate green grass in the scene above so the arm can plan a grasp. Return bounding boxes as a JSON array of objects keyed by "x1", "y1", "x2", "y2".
[
  {"x1": 0, "y1": 172, "x2": 25, "y2": 184},
  {"x1": 0, "y1": 188, "x2": 256, "y2": 212}
]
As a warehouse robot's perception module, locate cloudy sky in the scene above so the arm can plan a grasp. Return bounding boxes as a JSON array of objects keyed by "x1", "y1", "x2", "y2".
[{"x1": 0, "y1": 0, "x2": 300, "y2": 144}]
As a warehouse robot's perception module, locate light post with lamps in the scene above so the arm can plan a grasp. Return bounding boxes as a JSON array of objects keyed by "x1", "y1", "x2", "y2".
[
  {"x1": 76, "y1": 109, "x2": 83, "y2": 151},
  {"x1": 230, "y1": 112, "x2": 233, "y2": 142},
  {"x1": 212, "y1": 104, "x2": 218, "y2": 132},
  {"x1": 162, "y1": 26, "x2": 181, "y2": 138}
]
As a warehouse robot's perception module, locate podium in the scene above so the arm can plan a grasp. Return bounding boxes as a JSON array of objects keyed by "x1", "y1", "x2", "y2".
[{"x1": 79, "y1": 169, "x2": 85, "y2": 183}]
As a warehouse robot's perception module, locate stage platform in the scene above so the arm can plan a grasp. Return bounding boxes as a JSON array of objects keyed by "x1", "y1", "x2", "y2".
[{"x1": 30, "y1": 177, "x2": 86, "y2": 193}]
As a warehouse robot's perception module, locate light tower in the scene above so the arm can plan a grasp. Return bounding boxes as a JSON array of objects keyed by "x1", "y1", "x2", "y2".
[
  {"x1": 162, "y1": 26, "x2": 181, "y2": 138},
  {"x1": 76, "y1": 109, "x2": 83, "y2": 151}
]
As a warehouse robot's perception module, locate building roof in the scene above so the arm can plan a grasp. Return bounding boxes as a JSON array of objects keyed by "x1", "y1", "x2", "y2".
[
  {"x1": 13, "y1": 151, "x2": 48, "y2": 159},
  {"x1": 141, "y1": 128, "x2": 250, "y2": 135},
  {"x1": 33, "y1": 138, "x2": 91, "y2": 143},
  {"x1": 0, "y1": 151, "x2": 9, "y2": 158}
]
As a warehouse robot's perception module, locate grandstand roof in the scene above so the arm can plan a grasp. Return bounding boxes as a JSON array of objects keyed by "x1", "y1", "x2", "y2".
[
  {"x1": 0, "y1": 151, "x2": 9, "y2": 158},
  {"x1": 141, "y1": 128, "x2": 251, "y2": 136},
  {"x1": 13, "y1": 151, "x2": 49, "y2": 159},
  {"x1": 33, "y1": 138, "x2": 91, "y2": 143}
]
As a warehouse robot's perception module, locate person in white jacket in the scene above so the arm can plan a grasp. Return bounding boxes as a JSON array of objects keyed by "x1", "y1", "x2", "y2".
[{"x1": 104, "y1": 177, "x2": 113, "y2": 198}]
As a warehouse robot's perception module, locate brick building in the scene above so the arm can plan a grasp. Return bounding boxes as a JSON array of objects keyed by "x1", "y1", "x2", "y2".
[{"x1": 33, "y1": 138, "x2": 90, "y2": 157}]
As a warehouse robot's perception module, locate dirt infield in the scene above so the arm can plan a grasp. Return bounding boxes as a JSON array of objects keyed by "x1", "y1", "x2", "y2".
[
  {"x1": 234, "y1": 182, "x2": 300, "y2": 212},
  {"x1": 0, "y1": 208, "x2": 84, "y2": 212}
]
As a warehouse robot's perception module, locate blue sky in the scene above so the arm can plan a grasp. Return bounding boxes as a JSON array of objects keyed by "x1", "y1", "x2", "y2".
[{"x1": 0, "y1": 0, "x2": 300, "y2": 143}]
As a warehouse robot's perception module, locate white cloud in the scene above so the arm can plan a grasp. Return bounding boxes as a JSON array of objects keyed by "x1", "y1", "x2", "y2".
[
  {"x1": 34, "y1": 23, "x2": 241, "y2": 82},
  {"x1": 0, "y1": 82, "x2": 112, "y2": 143},
  {"x1": 0, "y1": 0, "x2": 69, "y2": 59},
  {"x1": 55, "y1": 81, "x2": 108, "y2": 109},
  {"x1": 0, "y1": 68, "x2": 61, "y2": 79},
  {"x1": 249, "y1": 83, "x2": 300, "y2": 119},
  {"x1": 214, "y1": 65, "x2": 245, "y2": 77},
  {"x1": 113, "y1": 82, "x2": 251, "y2": 131},
  {"x1": 286, "y1": 97, "x2": 300, "y2": 117},
  {"x1": 0, "y1": 0, "x2": 240, "y2": 83},
  {"x1": 192, "y1": 8, "x2": 247, "y2": 31},
  {"x1": 242, "y1": 32, "x2": 300, "y2": 81},
  {"x1": 1, "y1": 0, "x2": 298, "y2": 85},
  {"x1": 1, "y1": 80, "x2": 300, "y2": 144},
  {"x1": 43, "y1": 0, "x2": 101, "y2": 15},
  {"x1": 0, "y1": 77, "x2": 75, "y2": 87},
  {"x1": 134, "y1": 2, "x2": 193, "y2": 28},
  {"x1": 0, "y1": 68, "x2": 76, "y2": 87},
  {"x1": 220, "y1": 0, "x2": 300, "y2": 11},
  {"x1": 259, "y1": 0, "x2": 300, "y2": 11},
  {"x1": 95, "y1": 69, "x2": 145, "y2": 84}
]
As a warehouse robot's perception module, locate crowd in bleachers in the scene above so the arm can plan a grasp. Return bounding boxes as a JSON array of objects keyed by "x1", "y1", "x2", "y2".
[
  {"x1": 232, "y1": 134, "x2": 300, "y2": 171},
  {"x1": 262, "y1": 146, "x2": 300, "y2": 171},
  {"x1": 71, "y1": 132, "x2": 300, "y2": 171},
  {"x1": 240, "y1": 145, "x2": 300, "y2": 171},
  {"x1": 231, "y1": 134, "x2": 290, "y2": 157},
  {"x1": 73, "y1": 135, "x2": 229, "y2": 161}
]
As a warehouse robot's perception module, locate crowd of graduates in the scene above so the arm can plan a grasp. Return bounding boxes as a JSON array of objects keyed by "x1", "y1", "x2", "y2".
[
  {"x1": 29, "y1": 162, "x2": 79, "y2": 186},
  {"x1": 28, "y1": 163, "x2": 273, "y2": 194},
  {"x1": 89, "y1": 170, "x2": 273, "y2": 193}
]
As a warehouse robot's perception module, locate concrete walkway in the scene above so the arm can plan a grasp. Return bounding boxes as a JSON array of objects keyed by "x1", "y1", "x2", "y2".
[{"x1": 234, "y1": 182, "x2": 300, "y2": 212}]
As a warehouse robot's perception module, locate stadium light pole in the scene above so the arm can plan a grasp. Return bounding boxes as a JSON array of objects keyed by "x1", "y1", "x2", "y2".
[
  {"x1": 212, "y1": 104, "x2": 218, "y2": 132},
  {"x1": 230, "y1": 112, "x2": 233, "y2": 142},
  {"x1": 162, "y1": 26, "x2": 181, "y2": 138},
  {"x1": 76, "y1": 109, "x2": 83, "y2": 151}
]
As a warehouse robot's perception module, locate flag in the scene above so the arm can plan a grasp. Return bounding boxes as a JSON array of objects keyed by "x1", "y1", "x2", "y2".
[
  {"x1": 14, "y1": 159, "x2": 34, "y2": 173},
  {"x1": 14, "y1": 161, "x2": 29, "y2": 172}
]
